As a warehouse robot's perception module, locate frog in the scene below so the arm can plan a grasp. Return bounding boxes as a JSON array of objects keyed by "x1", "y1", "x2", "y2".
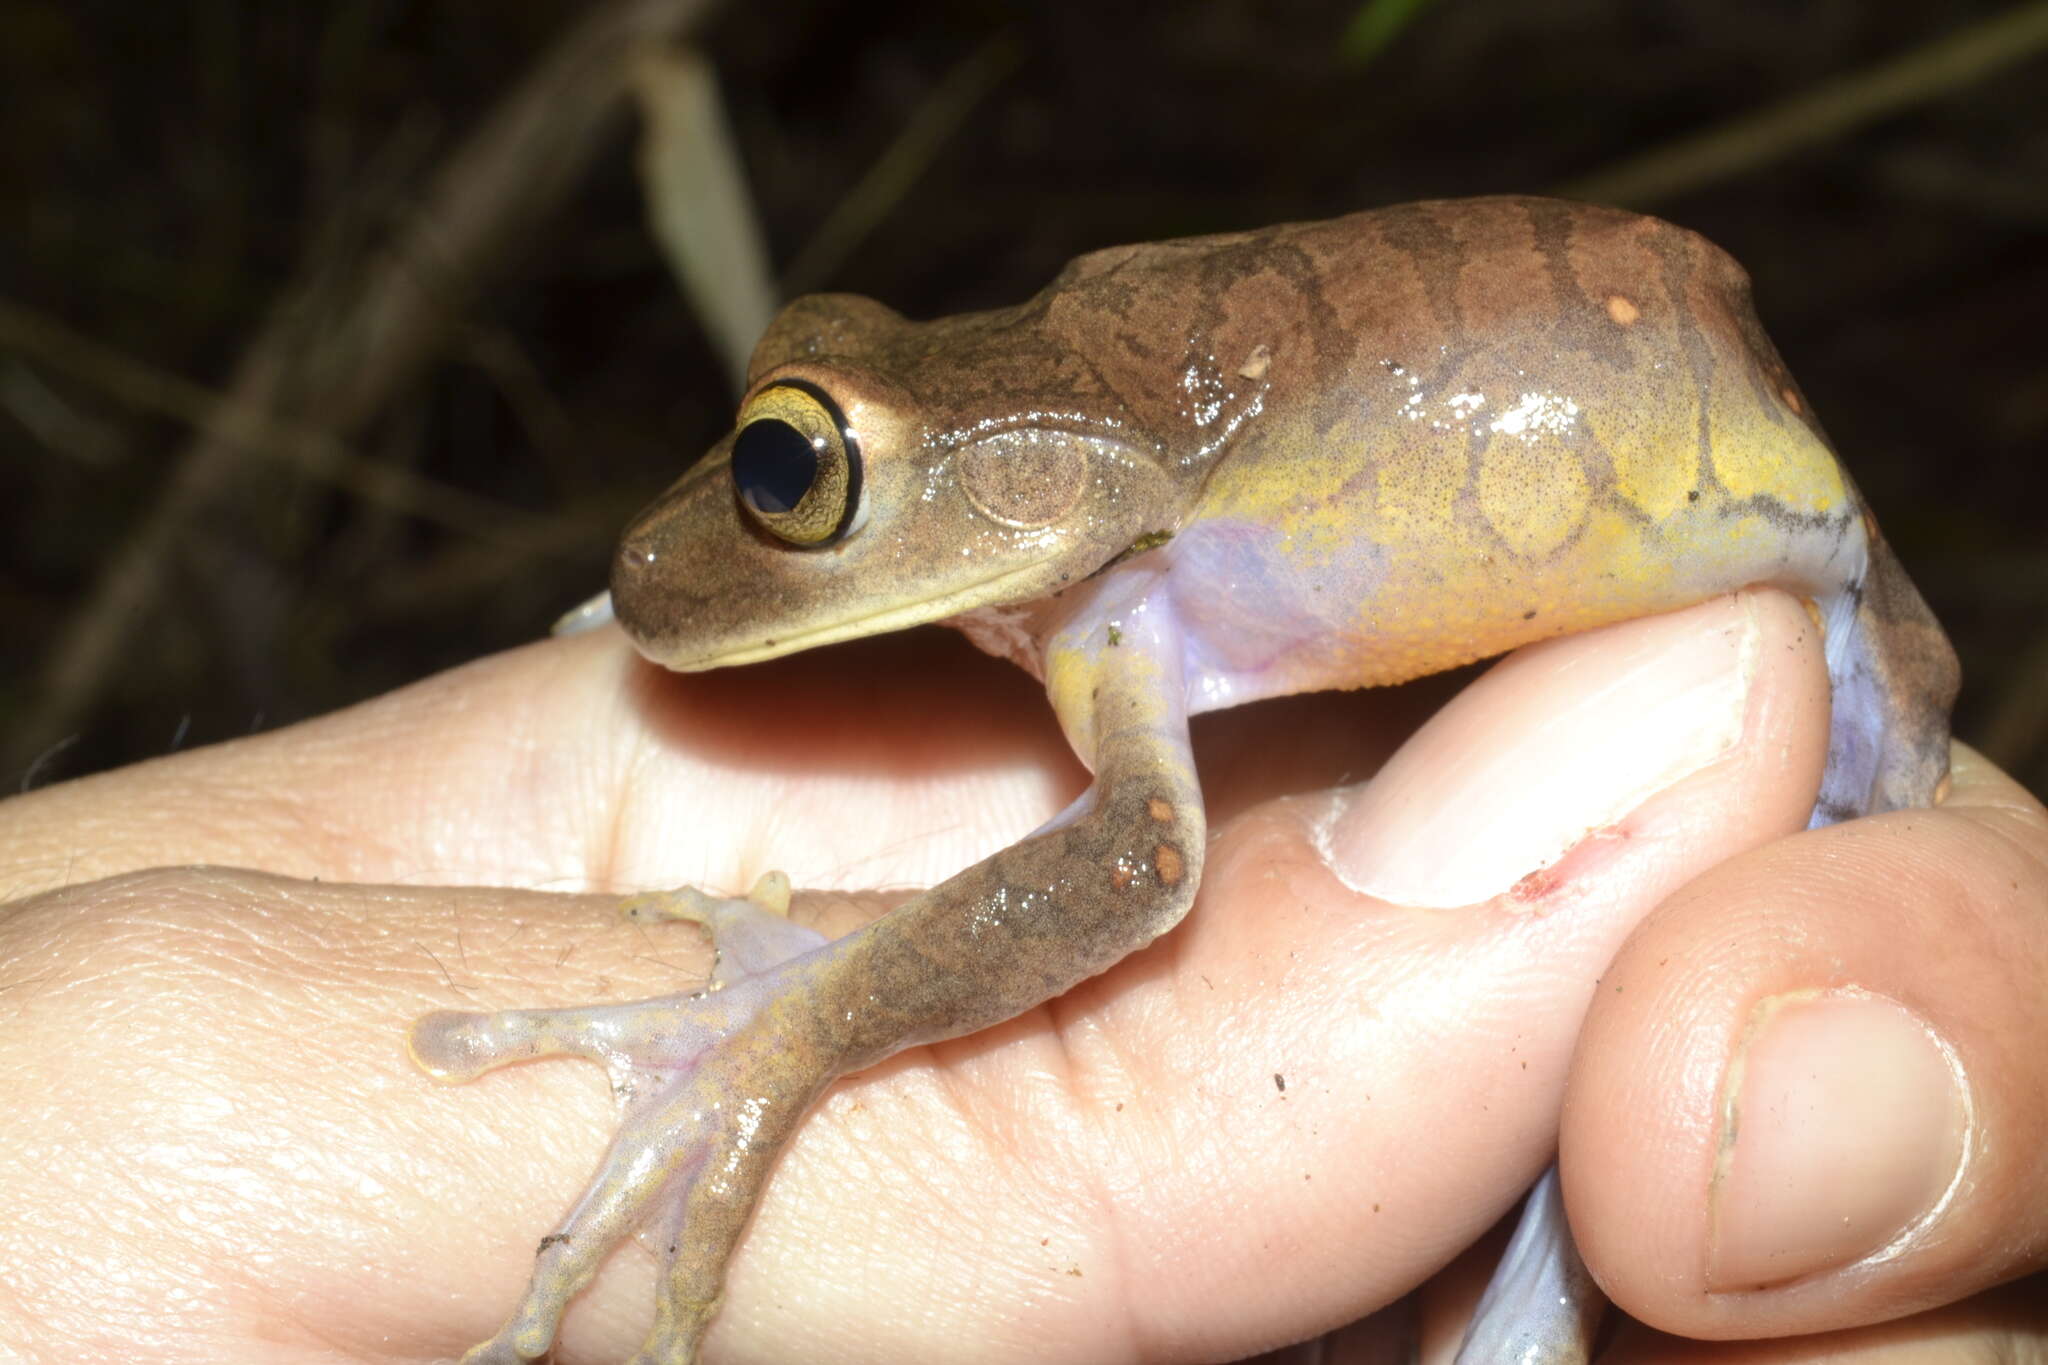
[{"x1": 408, "y1": 195, "x2": 1959, "y2": 1364}]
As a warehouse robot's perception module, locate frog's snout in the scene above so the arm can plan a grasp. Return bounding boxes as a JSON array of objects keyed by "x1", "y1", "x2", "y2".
[
  {"x1": 609, "y1": 494, "x2": 698, "y2": 661},
  {"x1": 608, "y1": 466, "x2": 816, "y2": 671}
]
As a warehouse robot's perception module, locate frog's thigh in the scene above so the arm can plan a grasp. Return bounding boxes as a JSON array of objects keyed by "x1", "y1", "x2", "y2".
[
  {"x1": 1813, "y1": 542, "x2": 1958, "y2": 824},
  {"x1": 1455, "y1": 1168, "x2": 1603, "y2": 1363}
]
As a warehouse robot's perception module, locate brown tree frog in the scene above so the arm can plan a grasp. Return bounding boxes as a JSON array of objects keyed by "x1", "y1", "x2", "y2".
[{"x1": 409, "y1": 196, "x2": 1958, "y2": 1363}]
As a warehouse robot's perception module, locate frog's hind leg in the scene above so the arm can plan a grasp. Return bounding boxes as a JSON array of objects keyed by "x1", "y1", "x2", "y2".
[
  {"x1": 1811, "y1": 530, "x2": 1959, "y2": 825},
  {"x1": 409, "y1": 877, "x2": 837, "y2": 1365},
  {"x1": 1452, "y1": 1168, "x2": 1605, "y2": 1363}
]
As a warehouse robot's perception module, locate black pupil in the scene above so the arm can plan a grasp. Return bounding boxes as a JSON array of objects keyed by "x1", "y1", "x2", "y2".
[{"x1": 732, "y1": 418, "x2": 819, "y2": 515}]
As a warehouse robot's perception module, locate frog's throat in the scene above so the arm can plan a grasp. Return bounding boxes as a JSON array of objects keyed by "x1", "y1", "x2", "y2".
[{"x1": 665, "y1": 559, "x2": 1059, "y2": 671}]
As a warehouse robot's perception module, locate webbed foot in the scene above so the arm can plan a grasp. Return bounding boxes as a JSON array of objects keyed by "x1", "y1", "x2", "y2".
[{"x1": 410, "y1": 874, "x2": 839, "y2": 1364}]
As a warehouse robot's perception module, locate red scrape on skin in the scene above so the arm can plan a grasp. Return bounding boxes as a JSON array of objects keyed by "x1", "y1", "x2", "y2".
[{"x1": 1505, "y1": 823, "x2": 1632, "y2": 908}]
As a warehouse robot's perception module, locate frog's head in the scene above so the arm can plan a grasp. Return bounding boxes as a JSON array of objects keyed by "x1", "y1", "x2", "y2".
[{"x1": 612, "y1": 294, "x2": 1183, "y2": 672}]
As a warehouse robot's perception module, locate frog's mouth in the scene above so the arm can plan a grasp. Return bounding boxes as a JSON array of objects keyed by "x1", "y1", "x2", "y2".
[{"x1": 660, "y1": 559, "x2": 1062, "y2": 671}]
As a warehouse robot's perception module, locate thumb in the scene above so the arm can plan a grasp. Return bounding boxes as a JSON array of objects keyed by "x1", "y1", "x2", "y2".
[{"x1": 1564, "y1": 744, "x2": 2048, "y2": 1339}]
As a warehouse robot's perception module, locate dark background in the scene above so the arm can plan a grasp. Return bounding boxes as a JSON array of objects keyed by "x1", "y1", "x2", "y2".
[{"x1": 3, "y1": 0, "x2": 2043, "y2": 794}]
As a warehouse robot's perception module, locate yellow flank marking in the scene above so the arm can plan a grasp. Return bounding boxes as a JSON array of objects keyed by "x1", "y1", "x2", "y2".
[
  {"x1": 1479, "y1": 423, "x2": 1589, "y2": 559},
  {"x1": 1189, "y1": 364, "x2": 1854, "y2": 700},
  {"x1": 1197, "y1": 437, "x2": 1352, "y2": 558},
  {"x1": 1584, "y1": 382, "x2": 1701, "y2": 523},
  {"x1": 1324, "y1": 487, "x2": 1820, "y2": 690},
  {"x1": 1705, "y1": 387, "x2": 1846, "y2": 512},
  {"x1": 1372, "y1": 428, "x2": 1462, "y2": 545},
  {"x1": 1606, "y1": 295, "x2": 1640, "y2": 325}
]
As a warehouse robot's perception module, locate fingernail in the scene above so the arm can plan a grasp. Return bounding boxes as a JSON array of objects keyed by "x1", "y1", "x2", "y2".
[
  {"x1": 1317, "y1": 594, "x2": 1759, "y2": 905},
  {"x1": 1708, "y1": 990, "x2": 1970, "y2": 1291}
]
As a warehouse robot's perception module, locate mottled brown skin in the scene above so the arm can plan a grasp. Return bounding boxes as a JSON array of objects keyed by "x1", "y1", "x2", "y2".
[{"x1": 415, "y1": 197, "x2": 1958, "y2": 1363}]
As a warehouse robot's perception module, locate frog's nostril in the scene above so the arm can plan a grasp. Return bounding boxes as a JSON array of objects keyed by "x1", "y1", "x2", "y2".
[
  {"x1": 609, "y1": 521, "x2": 667, "y2": 630},
  {"x1": 615, "y1": 533, "x2": 659, "y2": 577}
]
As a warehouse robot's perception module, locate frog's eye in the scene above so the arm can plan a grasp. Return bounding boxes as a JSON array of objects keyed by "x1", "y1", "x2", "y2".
[{"x1": 729, "y1": 380, "x2": 862, "y2": 548}]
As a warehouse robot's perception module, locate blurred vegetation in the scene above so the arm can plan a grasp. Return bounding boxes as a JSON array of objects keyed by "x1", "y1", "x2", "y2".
[{"x1": 3, "y1": 0, "x2": 2044, "y2": 795}]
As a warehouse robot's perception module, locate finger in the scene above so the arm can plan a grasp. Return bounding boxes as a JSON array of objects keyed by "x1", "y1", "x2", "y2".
[
  {"x1": 1565, "y1": 743, "x2": 2048, "y2": 1340},
  {"x1": 0, "y1": 625, "x2": 1078, "y2": 896}
]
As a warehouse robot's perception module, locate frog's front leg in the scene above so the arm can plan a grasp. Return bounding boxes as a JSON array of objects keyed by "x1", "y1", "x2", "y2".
[{"x1": 410, "y1": 585, "x2": 1202, "y2": 1364}]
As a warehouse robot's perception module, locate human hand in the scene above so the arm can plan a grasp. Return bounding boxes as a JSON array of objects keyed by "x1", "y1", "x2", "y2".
[{"x1": 1, "y1": 589, "x2": 2040, "y2": 1362}]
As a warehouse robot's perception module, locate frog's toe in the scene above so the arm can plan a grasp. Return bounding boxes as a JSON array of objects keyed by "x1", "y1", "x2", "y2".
[
  {"x1": 622, "y1": 869, "x2": 792, "y2": 923},
  {"x1": 453, "y1": 1313, "x2": 561, "y2": 1365},
  {"x1": 409, "y1": 1003, "x2": 589, "y2": 1083},
  {"x1": 450, "y1": 1089, "x2": 720, "y2": 1364},
  {"x1": 408, "y1": 995, "x2": 697, "y2": 1085},
  {"x1": 621, "y1": 871, "x2": 823, "y2": 988}
]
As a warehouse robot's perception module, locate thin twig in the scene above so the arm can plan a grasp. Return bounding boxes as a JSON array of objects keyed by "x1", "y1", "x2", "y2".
[{"x1": 1559, "y1": 2, "x2": 2048, "y2": 206}]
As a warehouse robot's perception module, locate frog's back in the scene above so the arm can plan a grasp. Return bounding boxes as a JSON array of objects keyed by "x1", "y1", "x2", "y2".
[{"x1": 1140, "y1": 197, "x2": 1952, "y2": 817}]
